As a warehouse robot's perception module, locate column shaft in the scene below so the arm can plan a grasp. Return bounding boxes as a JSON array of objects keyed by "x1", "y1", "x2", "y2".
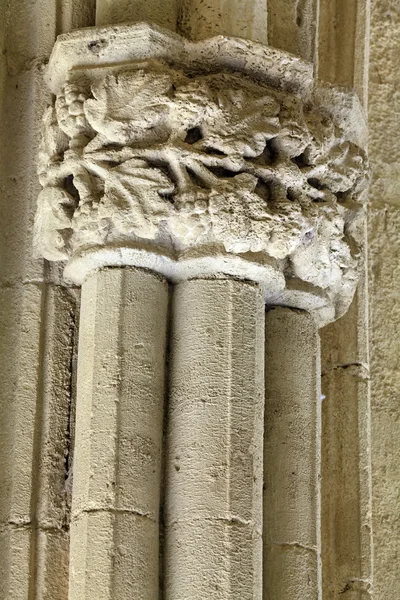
[
  {"x1": 179, "y1": 0, "x2": 268, "y2": 44},
  {"x1": 69, "y1": 267, "x2": 168, "y2": 600},
  {"x1": 264, "y1": 308, "x2": 322, "y2": 600},
  {"x1": 165, "y1": 278, "x2": 265, "y2": 600},
  {"x1": 95, "y1": 0, "x2": 179, "y2": 29}
]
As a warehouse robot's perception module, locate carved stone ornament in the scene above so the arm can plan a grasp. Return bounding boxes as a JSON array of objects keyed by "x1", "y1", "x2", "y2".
[{"x1": 35, "y1": 23, "x2": 368, "y2": 324}]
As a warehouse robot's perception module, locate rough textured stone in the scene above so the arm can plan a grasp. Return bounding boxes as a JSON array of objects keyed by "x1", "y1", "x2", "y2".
[
  {"x1": 0, "y1": 528, "x2": 32, "y2": 600},
  {"x1": 318, "y1": 0, "x2": 370, "y2": 106},
  {"x1": 369, "y1": 0, "x2": 400, "y2": 206},
  {"x1": 319, "y1": 260, "x2": 373, "y2": 600},
  {"x1": 33, "y1": 24, "x2": 368, "y2": 325},
  {"x1": 316, "y1": 2, "x2": 373, "y2": 597},
  {"x1": 179, "y1": 0, "x2": 269, "y2": 44},
  {"x1": 35, "y1": 530, "x2": 70, "y2": 600},
  {"x1": 0, "y1": 3, "x2": 92, "y2": 596},
  {"x1": 321, "y1": 277, "x2": 369, "y2": 374},
  {"x1": 3, "y1": 1, "x2": 399, "y2": 599},
  {"x1": 0, "y1": 283, "x2": 76, "y2": 600},
  {"x1": 368, "y1": 4, "x2": 400, "y2": 598},
  {"x1": 70, "y1": 511, "x2": 159, "y2": 600},
  {"x1": 321, "y1": 369, "x2": 372, "y2": 599},
  {"x1": 71, "y1": 267, "x2": 168, "y2": 600},
  {"x1": 165, "y1": 278, "x2": 264, "y2": 600},
  {"x1": 264, "y1": 308, "x2": 321, "y2": 600},
  {"x1": 96, "y1": 0, "x2": 178, "y2": 29},
  {"x1": 368, "y1": 204, "x2": 400, "y2": 600},
  {"x1": 268, "y1": 0, "x2": 318, "y2": 63}
]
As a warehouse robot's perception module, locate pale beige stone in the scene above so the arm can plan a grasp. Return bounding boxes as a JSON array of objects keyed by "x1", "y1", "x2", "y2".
[
  {"x1": 71, "y1": 267, "x2": 168, "y2": 600},
  {"x1": 0, "y1": 2, "x2": 89, "y2": 599},
  {"x1": 318, "y1": 0, "x2": 370, "y2": 107},
  {"x1": 70, "y1": 511, "x2": 158, "y2": 600},
  {"x1": 0, "y1": 527, "x2": 32, "y2": 600},
  {"x1": 268, "y1": 0, "x2": 318, "y2": 62},
  {"x1": 165, "y1": 278, "x2": 264, "y2": 600},
  {"x1": 368, "y1": 203, "x2": 400, "y2": 600},
  {"x1": 264, "y1": 307, "x2": 321, "y2": 600},
  {"x1": 0, "y1": 283, "x2": 76, "y2": 600},
  {"x1": 321, "y1": 282, "x2": 369, "y2": 375},
  {"x1": 2, "y1": 1, "x2": 394, "y2": 599},
  {"x1": 35, "y1": 530, "x2": 70, "y2": 600},
  {"x1": 96, "y1": 0, "x2": 178, "y2": 29},
  {"x1": 321, "y1": 369, "x2": 372, "y2": 599},
  {"x1": 33, "y1": 23, "x2": 368, "y2": 325},
  {"x1": 179, "y1": 0, "x2": 268, "y2": 44},
  {"x1": 317, "y1": 2, "x2": 373, "y2": 597},
  {"x1": 369, "y1": 0, "x2": 400, "y2": 207},
  {"x1": 0, "y1": 0, "x2": 93, "y2": 287},
  {"x1": 320, "y1": 257, "x2": 373, "y2": 599},
  {"x1": 368, "y1": 5, "x2": 400, "y2": 598},
  {"x1": 36, "y1": 286, "x2": 76, "y2": 529},
  {"x1": 0, "y1": 284, "x2": 74, "y2": 527}
]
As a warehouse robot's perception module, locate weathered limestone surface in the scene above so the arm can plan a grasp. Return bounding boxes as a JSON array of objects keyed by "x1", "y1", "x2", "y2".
[
  {"x1": 369, "y1": 1, "x2": 400, "y2": 207},
  {"x1": 318, "y1": 0, "x2": 370, "y2": 107},
  {"x1": 368, "y1": 205, "x2": 400, "y2": 600},
  {"x1": 368, "y1": 3, "x2": 400, "y2": 599},
  {"x1": 264, "y1": 308, "x2": 321, "y2": 600},
  {"x1": 0, "y1": 1, "x2": 93, "y2": 597},
  {"x1": 179, "y1": 0, "x2": 268, "y2": 44},
  {"x1": 165, "y1": 278, "x2": 264, "y2": 600},
  {"x1": 316, "y1": 1, "x2": 374, "y2": 596},
  {"x1": 320, "y1": 244, "x2": 373, "y2": 600},
  {"x1": 1, "y1": 1, "x2": 389, "y2": 599},
  {"x1": 96, "y1": 0, "x2": 178, "y2": 29},
  {"x1": 33, "y1": 23, "x2": 368, "y2": 325},
  {"x1": 321, "y1": 367, "x2": 372, "y2": 599},
  {"x1": 267, "y1": 0, "x2": 318, "y2": 63},
  {"x1": 70, "y1": 267, "x2": 168, "y2": 600},
  {"x1": 0, "y1": 284, "x2": 76, "y2": 600}
]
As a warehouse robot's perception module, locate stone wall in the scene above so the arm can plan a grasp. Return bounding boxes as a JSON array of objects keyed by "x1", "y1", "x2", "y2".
[
  {"x1": 369, "y1": 2, "x2": 400, "y2": 598},
  {"x1": 0, "y1": 2, "x2": 90, "y2": 598}
]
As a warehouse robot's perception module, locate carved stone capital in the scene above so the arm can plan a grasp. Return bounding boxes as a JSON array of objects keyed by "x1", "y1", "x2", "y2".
[{"x1": 34, "y1": 23, "x2": 368, "y2": 324}]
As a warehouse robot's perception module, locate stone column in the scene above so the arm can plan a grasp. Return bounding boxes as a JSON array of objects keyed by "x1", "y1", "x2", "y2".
[
  {"x1": 165, "y1": 279, "x2": 264, "y2": 599},
  {"x1": 69, "y1": 267, "x2": 168, "y2": 600},
  {"x1": 264, "y1": 308, "x2": 322, "y2": 600},
  {"x1": 34, "y1": 20, "x2": 367, "y2": 600}
]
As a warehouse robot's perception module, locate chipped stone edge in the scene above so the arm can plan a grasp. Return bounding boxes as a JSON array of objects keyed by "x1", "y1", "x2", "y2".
[{"x1": 45, "y1": 22, "x2": 314, "y2": 98}]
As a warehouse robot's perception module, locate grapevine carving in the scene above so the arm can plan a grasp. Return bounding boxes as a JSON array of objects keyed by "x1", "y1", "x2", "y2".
[{"x1": 35, "y1": 62, "x2": 368, "y2": 296}]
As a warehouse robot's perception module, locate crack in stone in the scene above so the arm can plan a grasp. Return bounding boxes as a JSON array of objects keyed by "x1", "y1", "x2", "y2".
[
  {"x1": 0, "y1": 521, "x2": 68, "y2": 534},
  {"x1": 321, "y1": 362, "x2": 370, "y2": 380},
  {"x1": 272, "y1": 542, "x2": 317, "y2": 553},
  {"x1": 166, "y1": 515, "x2": 262, "y2": 535},
  {"x1": 339, "y1": 579, "x2": 372, "y2": 595},
  {"x1": 71, "y1": 507, "x2": 155, "y2": 522}
]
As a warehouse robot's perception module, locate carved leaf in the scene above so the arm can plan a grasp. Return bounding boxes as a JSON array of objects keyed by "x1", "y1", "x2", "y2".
[
  {"x1": 84, "y1": 70, "x2": 174, "y2": 145},
  {"x1": 99, "y1": 159, "x2": 174, "y2": 239},
  {"x1": 175, "y1": 74, "x2": 281, "y2": 157}
]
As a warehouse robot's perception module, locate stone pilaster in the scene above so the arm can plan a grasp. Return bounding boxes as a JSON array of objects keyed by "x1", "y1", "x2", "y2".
[{"x1": 95, "y1": 0, "x2": 178, "y2": 29}]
